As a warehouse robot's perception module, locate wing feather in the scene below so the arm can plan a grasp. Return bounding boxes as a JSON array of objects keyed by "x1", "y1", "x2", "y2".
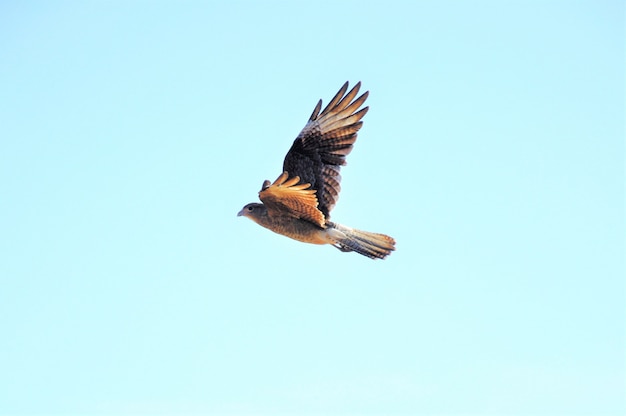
[
  {"x1": 282, "y1": 81, "x2": 368, "y2": 219},
  {"x1": 309, "y1": 100, "x2": 322, "y2": 121},
  {"x1": 258, "y1": 172, "x2": 326, "y2": 227},
  {"x1": 318, "y1": 82, "x2": 349, "y2": 117}
]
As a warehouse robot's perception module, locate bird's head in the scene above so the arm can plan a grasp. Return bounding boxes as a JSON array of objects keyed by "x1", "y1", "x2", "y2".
[{"x1": 237, "y1": 203, "x2": 267, "y2": 223}]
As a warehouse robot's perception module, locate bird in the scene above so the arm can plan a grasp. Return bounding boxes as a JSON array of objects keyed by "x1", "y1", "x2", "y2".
[{"x1": 237, "y1": 81, "x2": 395, "y2": 259}]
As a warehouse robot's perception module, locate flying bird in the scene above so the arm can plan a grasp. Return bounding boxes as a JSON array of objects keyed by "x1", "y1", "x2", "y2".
[{"x1": 238, "y1": 82, "x2": 395, "y2": 259}]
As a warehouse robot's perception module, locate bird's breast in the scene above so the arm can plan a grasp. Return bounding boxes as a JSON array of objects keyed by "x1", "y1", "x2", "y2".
[{"x1": 256, "y1": 214, "x2": 329, "y2": 245}]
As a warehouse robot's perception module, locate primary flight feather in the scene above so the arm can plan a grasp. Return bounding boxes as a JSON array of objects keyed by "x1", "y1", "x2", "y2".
[{"x1": 238, "y1": 82, "x2": 395, "y2": 259}]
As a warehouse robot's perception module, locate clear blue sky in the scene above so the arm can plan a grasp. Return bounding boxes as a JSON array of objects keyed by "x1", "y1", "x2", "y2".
[{"x1": 1, "y1": 1, "x2": 624, "y2": 415}]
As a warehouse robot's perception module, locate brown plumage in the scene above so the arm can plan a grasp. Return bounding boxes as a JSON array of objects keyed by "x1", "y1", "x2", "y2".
[{"x1": 237, "y1": 82, "x2": 395, "y2": 259}]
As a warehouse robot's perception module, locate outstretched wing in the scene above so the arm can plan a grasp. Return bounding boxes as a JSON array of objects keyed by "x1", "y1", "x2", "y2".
[
  {"x1": 283, "y1": 81, "x2": 368, "y2": 220},
  {"x1": 258, "y1": 172, "x2": 326, "y2": 227}
]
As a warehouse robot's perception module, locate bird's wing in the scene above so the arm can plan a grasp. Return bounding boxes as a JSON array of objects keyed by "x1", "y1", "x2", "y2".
[
  {"x1": 258, "y1": 172, "x2": 326, "y2": 227},
  {"x1": 282, "y1": 81, "x2": 368, "y2": 220}
]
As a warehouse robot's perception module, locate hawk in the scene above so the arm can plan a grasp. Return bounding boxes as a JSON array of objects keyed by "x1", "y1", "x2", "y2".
[{"x1": 238, "y1": 82, "x2": 396, "y2": 259}]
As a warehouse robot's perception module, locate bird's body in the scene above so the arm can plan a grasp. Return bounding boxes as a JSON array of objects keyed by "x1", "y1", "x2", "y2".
[
  {"x1": 240, "y1": 202, "x2": 329, "y2": 245},
  {"x1": 238, "y1": 82, "x2": 395, "y2": 259}
]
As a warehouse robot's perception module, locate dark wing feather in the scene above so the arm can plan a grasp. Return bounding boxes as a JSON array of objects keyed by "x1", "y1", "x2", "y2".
[{"x1": 283, "y1": 81, "x2": 369, "y2": 220}]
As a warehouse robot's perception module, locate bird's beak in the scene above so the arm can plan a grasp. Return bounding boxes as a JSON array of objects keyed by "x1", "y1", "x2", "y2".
[{"x1": 237, "y1": 209, "x2": 245, "y2": 217}]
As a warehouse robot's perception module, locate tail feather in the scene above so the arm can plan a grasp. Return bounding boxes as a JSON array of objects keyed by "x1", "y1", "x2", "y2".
[{"x1": 328, "y1": 222, "x2": 395, "y2": 259}]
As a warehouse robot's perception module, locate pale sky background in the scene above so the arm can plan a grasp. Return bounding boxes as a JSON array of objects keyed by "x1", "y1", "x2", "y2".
[{"x1": 0, "y1": 1, "x2": 624, "y2": 415}]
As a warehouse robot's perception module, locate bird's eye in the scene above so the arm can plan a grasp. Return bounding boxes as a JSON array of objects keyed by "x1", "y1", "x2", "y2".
[{"x1": 247, "y1": 206, "x2": 254, "y2": 211}]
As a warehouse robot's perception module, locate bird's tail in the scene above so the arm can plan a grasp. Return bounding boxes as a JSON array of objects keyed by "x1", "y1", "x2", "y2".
[{"x1": 327, "y1": 222, "x2": 396, "y2": 259}]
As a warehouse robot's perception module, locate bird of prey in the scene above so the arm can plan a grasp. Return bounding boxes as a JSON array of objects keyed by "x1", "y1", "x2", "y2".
[{"x1": 238, "y1": 82, "x2": 396, "y2": 259}]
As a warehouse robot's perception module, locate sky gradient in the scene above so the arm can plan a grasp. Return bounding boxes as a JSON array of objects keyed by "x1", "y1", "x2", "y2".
[{"x1": 1, "y1": 1, "x2": 624, "y2": 415}]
